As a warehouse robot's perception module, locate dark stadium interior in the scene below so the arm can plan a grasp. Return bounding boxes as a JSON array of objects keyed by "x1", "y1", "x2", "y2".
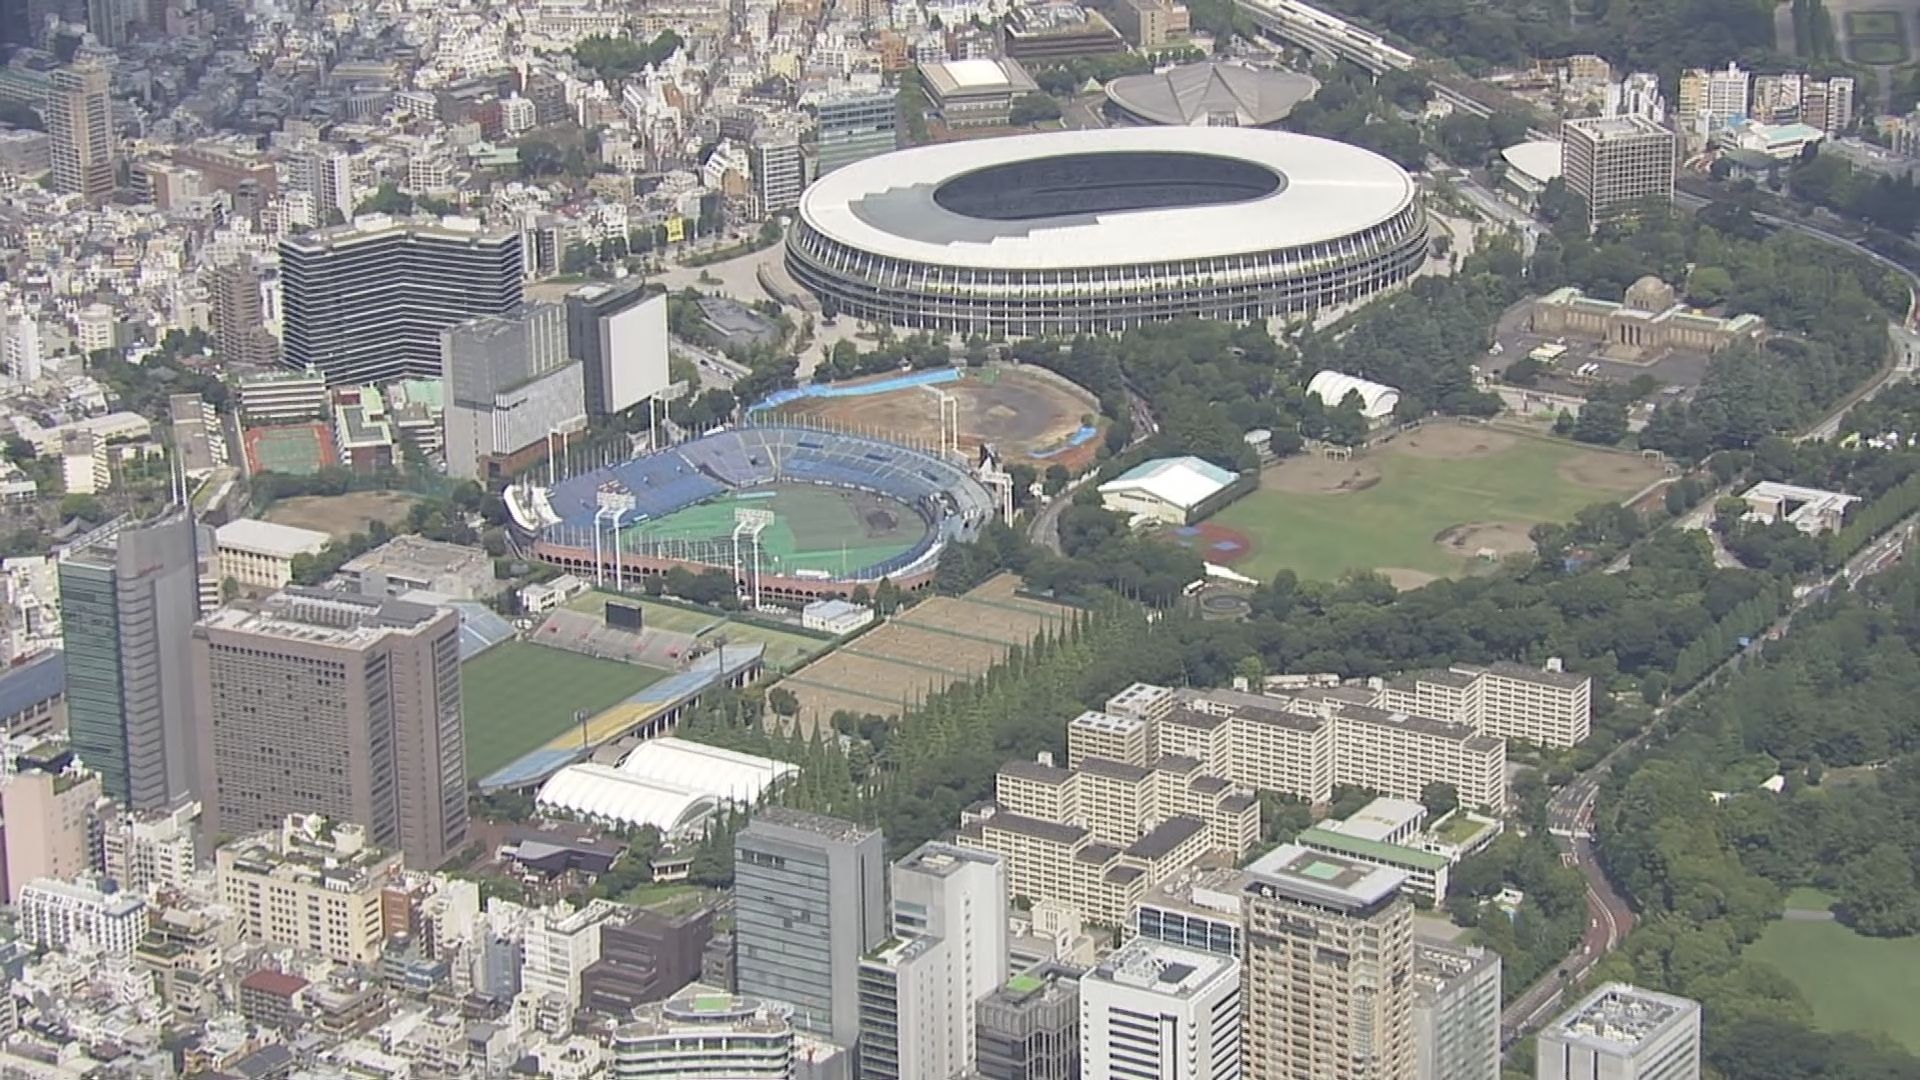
[{"x1": 931, "y1": 152, "x2": 1285, "y2": 221}]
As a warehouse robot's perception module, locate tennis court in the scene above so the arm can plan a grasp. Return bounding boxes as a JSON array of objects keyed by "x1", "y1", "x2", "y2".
[
  {"x1": 622, "y1": 485, "x2": 928, "y2": 577},
  {"x1": 244, "y1": 423, "x2": 336, "y2": 476}
]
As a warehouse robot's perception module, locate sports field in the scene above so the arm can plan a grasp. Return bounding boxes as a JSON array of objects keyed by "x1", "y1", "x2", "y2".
[
  {"x1": 623, "y1": 485, "x2": 928, "y2": 577},
  {"x1": 1206, "y1": 425, "x2": 1665, "y2": 586},
  {"x1": 461, "y1": 642, "x2": 668, "y2": 777},
  {"x1": 1746, "y1": 890, "x2": 1920, "y2": 1051},
  {"x1": 563, "y1": 590, "x2": 830, "y2": 671}
]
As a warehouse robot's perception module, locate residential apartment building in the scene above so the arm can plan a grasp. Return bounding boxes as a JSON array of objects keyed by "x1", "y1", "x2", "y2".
[
  {"x1": 0, "y1": 743, "x2": 100, "y2": 903},
  {"x1": 101, "y1": 799, "x2": 199, "y2": 895},
  {"x1": 733, "y1": 808, "x2": 886, "y2": 1048},
  {"x1": 1240, "y1": 845, "x2": 1415, "y2": 1080},
  {"x1": 18, "y1": 878, "x2": 148, "y2": 954},
  {"x1": 1561, "y1": 116, "x2": 1676, "y2": 233},
  {"x1": 1378, "y1": 661, "x2": 1593, "y2": 748},
  {"x1": 975, "y1": 962, "x2": 1081, "y2": 1080},
  {"x1": 210, "y1": 260, "x2": 277, "y2": 367},
  {"x1": 279, "y1": 216, "x2": 524, "y2": 385},
  {"x1": 858, "y1": 843, "x2": 1008, "y2": 1080},
  {"x1": 216, "y1": 815, "x2": 402, "y2": 964},
  {"x1": 1413, "y1": 940, "x2": 1502, "y2": 1080},
  {"x1": 1537, "y1": 983, "x2": 1702, "y2": 1080},
  {"x1": 523, "y1": 899, "x2": 624, "y2": 1012},
  {"x1": 956, "y1": 748, "x2": 1257, "y2": 926},
  {"x1": 748, "y1": 138, "x2": 804, "y2": 220},
  {"x1": 47, "y1": 61, "x2": 114, "y2": 203},
  {"x1": 59, "y1": 511, "x2": 205, "y2": 811},
  {"x1": 192, "y1": 589, "x2": 468, "y2": 870},
  {"x1": 1079, "y1": 937, "x2": 1241, "y2": 1080}
]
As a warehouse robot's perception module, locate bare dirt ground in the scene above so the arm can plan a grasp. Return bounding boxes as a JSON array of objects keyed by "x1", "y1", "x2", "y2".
[
  {"x1": 1380, "y1": 567, "x2": 1441, "y2": 590},
  {"x1": 1388, "y1": 425, "x2": 1518, "y2": 460},
  {"x1": 264, "y1": 491, "x2": 418, "y2": 542},
  {"x1": 1436, "y1": 521, "x2": 1537, "y2": 559},
  {"x1": 780, "y1": 368, "x2": 1101, "y2": 470},
  {"x1": 1259, "y1": 456, "x2": 1383, "y2": 495},
  {"x1": 1558, "y1": 450, "x2": 1668, "y2": 491}
]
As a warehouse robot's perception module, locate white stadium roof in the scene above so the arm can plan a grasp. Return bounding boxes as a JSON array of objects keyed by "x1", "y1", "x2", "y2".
[
  {"x1": 797, "y1": 127, "x2": 1416, "y2": 272},
  {"x1": 535, "y1": 737, "x2": 797, "y2": 835},
  {"x1": 1098, "y1": 456, "x2": 1238, "y2": 511},
  {"x1": 1500, "y1": 140, "x2": 1563, "y2": 186},
  {"x1": 1308, "y1": 370, "x2": 1401, "y2": 419}
]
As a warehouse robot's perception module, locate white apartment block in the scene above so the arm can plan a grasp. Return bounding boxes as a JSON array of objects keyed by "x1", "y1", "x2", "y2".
[
  {"x1": 522, "y1": 899, "x2": 623, "y2": 1012},
  {"x1": 1537, "y1": 983, "x2": 1701, "y2": 1080},
  {"x1": 102, "y1": 800, "x2": 200, "y2": 895},
  {"x1": 1376, "y1": 660, "x2": 1592, "y2": 748},
  {"x1": 18, "y1": 878, "x2": 149, "y2": 954},
  {"x1": 1080, "y1": 937, "x2": 1242, "y2": 1080}
]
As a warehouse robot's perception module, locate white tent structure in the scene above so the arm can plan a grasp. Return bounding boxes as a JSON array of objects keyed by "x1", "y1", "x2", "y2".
[
  {"x1": 535, "y1": 737, "x2": 798, "y2": 837},
  {"x1": 1308, "y1": 370, "x2": 1401, "y2": 419}
]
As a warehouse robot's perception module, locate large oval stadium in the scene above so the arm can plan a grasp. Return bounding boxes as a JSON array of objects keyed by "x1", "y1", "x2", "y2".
[
  {"x1": 506, "y1": 425, "x2": 995, "y2": 602},
  {"x1": 787, "y1": 127, "x2": 1427, "y2": 336}
]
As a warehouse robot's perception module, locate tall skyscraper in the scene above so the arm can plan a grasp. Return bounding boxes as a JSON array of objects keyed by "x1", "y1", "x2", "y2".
[
  {"x1": 1412, "y1": 939, "x2": 1502, "y2": 1080},
  {"x1": 858, "y1": 843, "x2": 1007, "y2": 1079},
  {"x1": 46, "y1": 61, "x2": 115, "y2": 204},
  {"x1": 1560, "y1": 116, "x2": 1675, "y2": 234},
  {"x1": 210, "y1": 260, "x2": 276, "y2": 367},
  {"x1": 441, "y1": 302, "x2": 584, "y2": 482},
  {"x1": 734, "y1": 808, "x2": 886, "y2": 1050},
  {"x1": 59, "y1": 512, "x2": 205, "y2": 810},
  {"x1": 816, "y1": 89, "x2": 900, "y2": 175},
  {"x1": 191, "y1": 589, "x2": 468, "y2": 869},
  {"x1": 1536, "y1": 983, "x2": 1701, "y2": 1080},
  {"x1": 279, "y1": 216, "x2": 523, "y2": 385},
  {"x1": 975, "y1": 962, "x2": 1081, "y2": 1080},
  {"x1": 1079, "y1": 937, "x2": 1242, "y2": 1080},
  {"x1": 564, "y1": 282, "x2": 669, "y2": 419},
  {"x1": 1240, "y1": 844, "x2": 1415, "y2": 1080}
]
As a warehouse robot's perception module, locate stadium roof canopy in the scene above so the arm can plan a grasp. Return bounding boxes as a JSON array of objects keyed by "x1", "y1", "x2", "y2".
[
  {"x1": 1499, "y1": 140, "x2": 1563, "y2": 186},
  {"x1": 1098, "y1": 456, "x2": 1238, "y2": 512},
  {"x1": 798, "y1": 127, "x2": 1415, "y2": 272},
  {"x1": 1105, "y1": 61, "x2": 1319, "y2": 127},
  {"x1": 535, "y1": 737, "x2": 797, "y2": 836}
]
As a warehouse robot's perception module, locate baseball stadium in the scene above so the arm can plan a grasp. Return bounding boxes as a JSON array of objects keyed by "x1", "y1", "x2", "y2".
[
  {"x1": 506, "y1": 423, "x2": 996, "y2": 602},
  {"x1": 786, "y1": 126, "x2": 1427, "y2": 336}
]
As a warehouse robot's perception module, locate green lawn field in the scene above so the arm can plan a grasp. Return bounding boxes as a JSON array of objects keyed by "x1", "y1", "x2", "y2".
[
  {"x1": 565, "y1": 590, "x2": 725, "y2": 635},
  {"x1": 462, "y1": 643, "x2": 667, "y2": 777},
  {"x1": 560, "y1": 590, "x2": 827, "y2": 672},
  {"x1": 1746, "y1": 915, "x2": 1920, "y2": 1051},
  {"x1": 1209, "y1": 433, "x2": 1659, "y2": 583},
  {"x1": 625, "y1": 486, "x2": 926, "y2": 576}
]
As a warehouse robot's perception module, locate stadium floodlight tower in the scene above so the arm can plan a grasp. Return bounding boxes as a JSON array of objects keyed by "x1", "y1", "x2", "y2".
[
  {"x1": 732, "y1": 507, "x2": 775, "y2": 609},
  {"x1": 594, "y1": 489, "x2": 637, "y2": 587},
  {"x1": 926, "y1": 387, "x2": 961, "y2": 460}
]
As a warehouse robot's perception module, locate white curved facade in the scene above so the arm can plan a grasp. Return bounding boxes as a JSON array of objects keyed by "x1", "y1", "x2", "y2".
[
  {"x1": 1308, "y1": 370, "x2": 1401, "y2": 418},
  {"x1": 788, "y1": 127, "x2": 1426, "y2": 336},
  {"x1": 534, "y1": 738, "x2": 798, "y2": 836}
]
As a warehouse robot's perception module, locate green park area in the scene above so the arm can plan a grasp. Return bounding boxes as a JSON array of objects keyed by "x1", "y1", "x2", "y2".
[
  {"x1": 1207, "y1": 428, "x2": 1661, "y2": 584},
  {"x1": 1844, "y1": 10, "x2": 1911, "y2": 63},
  {"x1": 1745, "y1": 889, "x2": 1920, "y2": 1052},
  {"x1": 462, "y1": 642, "x2": 666, "y2": 777}
]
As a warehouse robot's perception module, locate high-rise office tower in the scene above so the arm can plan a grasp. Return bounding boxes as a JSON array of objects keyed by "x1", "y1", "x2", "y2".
[
  {"x1": 976, "y1": 962, "x2": 1082, "y2": 1080},
  {"x1": 734, "y1": 808, "x2": 886, "y2": 1050},
  {"x1": 748, "y1": 138, "x2": 805, "y2": 220},
  {"x1": 47, "y1": 61, "x2": 115, "y2": 204},
  {"x1": 441, "y1": 302, "x2": 584, "y2": 482},
  {"x1": 1079, "y1": 937, "x2": 1242, "y2": 1080},
  {"x1": 59, "y1": 512, "x2": 205, "y2": 810},
  {"x1": 564, "y1": 282, "x2": 669, "y2": 419},
  {"x1": 1241, "y1": 844, "x2": 1415, "y2": 1080},
  {"x1": 1536, "y1": 983, "x2": 1701, "y2": 1080},
  {"x1": 1412, "y1": 939, "x2": 1502, "y2": 1080},
  {"x1": 816, "y1": 89, "x2": 900, "y2": 175},
  {"x1": 210, "y1": 260, "x2": 276, "y2": 367},
  {"x1": 1560, "y1": 116, "x2": 1675, "y2": 234},
  {"x1": 858, "y1": 843, "x2": 1008, "y2": 1079},
  {"x1": 279, "y1": 216, "x2": 523, "y2": 385},
  {"x1": 190, "y1": 588, "x2": 468, "y2": 869}
]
